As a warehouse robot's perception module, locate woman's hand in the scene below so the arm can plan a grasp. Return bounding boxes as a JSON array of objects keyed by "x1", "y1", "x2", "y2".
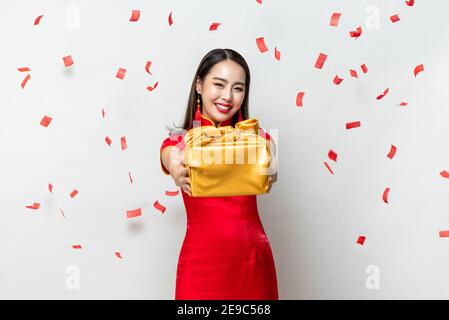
[{"x1": 168, "y1": 148, "x2": 192, "y2": 197}]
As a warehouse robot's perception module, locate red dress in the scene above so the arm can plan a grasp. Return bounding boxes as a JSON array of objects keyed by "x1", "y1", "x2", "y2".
[{"x1": 160, "y1": 114, "x2": 278, "y2": 300}]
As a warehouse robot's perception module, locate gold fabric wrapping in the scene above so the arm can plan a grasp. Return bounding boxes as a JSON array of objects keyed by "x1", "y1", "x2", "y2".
[{"x1": 183, "y1": 119, "x2": 271, "y2": 197}]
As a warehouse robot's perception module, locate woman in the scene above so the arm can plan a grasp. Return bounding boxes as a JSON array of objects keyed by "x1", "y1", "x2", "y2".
[{"x1": 160, "y1": 48, "x2": 278, "y2": 300}]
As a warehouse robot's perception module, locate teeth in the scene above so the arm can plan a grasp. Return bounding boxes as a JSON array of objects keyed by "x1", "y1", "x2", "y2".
[{"x1": 216, "y1": 103, "x2": 231, "y2": 110}]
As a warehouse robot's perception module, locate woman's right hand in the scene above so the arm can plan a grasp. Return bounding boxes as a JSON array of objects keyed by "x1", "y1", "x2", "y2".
[{"x1": 168, "y1": 148, "x2": 192, "y2": 197}]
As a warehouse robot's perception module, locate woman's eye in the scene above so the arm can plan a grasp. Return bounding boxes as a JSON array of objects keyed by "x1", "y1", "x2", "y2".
[
  {"x1": 214, "y1": 83, "x2": 224, "y2": 87},
  {"x1": 235, "y1": 87, "x2": 243, "y2": 92}
]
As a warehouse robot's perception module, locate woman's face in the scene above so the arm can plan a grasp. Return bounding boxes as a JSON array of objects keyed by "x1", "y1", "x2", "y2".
[{"x1": 196, "y1": 60, "x2": 246, "y2": 124}]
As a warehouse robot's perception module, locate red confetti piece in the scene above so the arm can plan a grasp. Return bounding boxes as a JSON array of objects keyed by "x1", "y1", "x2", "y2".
[
  {"x1": 328, "y1": 149, "x2": 338, "y2": 162},
  {"x1": 349, "y1": 26, "x2": 362, "y2": 39},
  {"x1": 296, "y1": 92, "x2": 305, "y2": 107},
  {"x1": 17, "y1": 67, "x2": 31, "y2": 72},
  {"x1": 146, "y1": 81, "x2": 159, "y2": 91},
  {"x1": 48, "y1": 183, "x2": 53, "y2": 193},
  {"x1": 26, "y1": 202, "x2": 40, "y2": 210},
  {"x1": 126, "y1": 208, "x2": 142, "y2": 219},
  {"x1": 63, "y1": 55, "x2": 74, "y2": 67},
  {"x1": 414, "y1": 64, "x2": 424, "y2": 77},
  {"x1": 127, "y1": 172, "x2": 133, "y2": 184},
  {"x1": 376, "y1": 88, "x2": 389, "y2": 100},
  {"x1": 256, "y1": 0, "x2": 262, "y2": 4},
  {"x1": 34, "y1": 15, "x2": 44, "y2": 25},
  {"x1": 329, "y1": 12, "x2": 341, "y2": 27},
  {"x1": 256, "y1": 37, "x2": 268, "y2": 53},
  {"x1": 405, "y1": 0, "x2": 414, "y2": 7},
  {"x1": 440, "y1": 170, "x2": 449, "y2": 179},
  {"x1": 40, "y1": 115, "x2": 52, "y2": 127},
  {"x1": 121, "y1": 136, "x2": 127, "y2": 150},
  {"x1": 21, "y1": 74, "x2": 31, "y2": 89},
  {"x1": 115, "y1": 252, "x2": 123, "y2": 259},
  {"x1": 165, "y1": 190, "x2": 180, "y2": 196},
  {"x1": 361, "y1": 64, "x2": 368, "y2": 73},
  {"x1": 168, "y1": 11, "x2": 173, "y2": 26},
  {"x1": 356, "y1": 236, "x2": 366, "y2": 245},
  {"x1": 153, "y1": 200, "x2": 166, "y2": 214},
  {"x1": 60, "y1": 208, "x2": 65, "y2": 218},
  {"x1": 102, "y1": 108, "x2": 105, "y2": 118},
  {"x1": 314, "y1": 53, "x2": 327, "y2": 69},
  {"x1": 439, "y1": 230, "x2": 449, "y2": 238},
  {"x1": 72, "y1": 245, "x2": 82, "y2": 249},
  {"x1": 349, "y1": 69, "x2": 358, "y2": 78},
  {"x1": 105, "y1": 136, "x2": 112, "y2": 146},
  {"x1": 274, "y1": 47, "x2": 281, "y2": 61},
  {"x1": 324, "y1": 162, "x2": 334, "y2": 175},
  {"x1": 382, "y1": 187, "x2": 390, "y2": 204},
  {"x1": 145, "y1": 61, "x2": 152, "y2": 75},
  {"x1": 70, "y1": 189, "x2": 78, "y2": 198},
  {"x1": 333, "y1": 75, "x2": 343, "y2": 85},
  {"x1": 116, "y1": 68, "x2": 126, "y2": 80},
  {"x1": 209, "y1": 22, "x2": 221, "y2": 31},
  {"x1": 129, "y1": 10, "x2": 140, "y2": 22},
  {"x1": 390, "y1": 14, "x2": 400, "y2": 23},
  {"x1": 397, "y1": 101, "x2": 408, "y2": 107},
  {"x1": 346, "y1": 121, "x2": 361, "y2": 130},
  {"x1": 387, "y1": 145, "x2": 397, "y2": 159}
]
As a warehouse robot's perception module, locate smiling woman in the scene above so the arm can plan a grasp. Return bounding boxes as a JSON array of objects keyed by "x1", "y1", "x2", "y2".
[{"x1": 160, "y1": 48, "x2": 278, "y2": 300}]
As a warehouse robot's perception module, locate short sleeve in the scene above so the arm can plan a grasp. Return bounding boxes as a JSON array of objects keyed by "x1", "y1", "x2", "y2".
[{"x1": 160, "y1": 133, "x2": 185, "y2": 175}]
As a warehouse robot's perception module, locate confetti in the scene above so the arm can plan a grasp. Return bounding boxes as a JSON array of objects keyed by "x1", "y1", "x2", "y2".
[
  {"x1": 349, "y1": 26, "x2": 362, "y2": 39},
  {"x1": 17, "y1": 67, "x2": 31, "y2": 72},
  {"x1": 256, "y1": 0, "x2": 262, "y2": 4},
  {"x1": 116, "y1": 68, "x2": 126, "y2": 80},
  {"x1": 145, "y1": 61, "x2": 152, "y2": 75},
  {"x1": 40, "y1": 115, "x2": 52, "y2": 127},
  {"x1": 121, "y1": 136, "x2": 127, "y2": 150},
  {"x1": 102, "y1": 108, "x2": 105, "y2": 118},
  {"x1": 274, "y1": 47, "x2": 281, "y2": 61},
  {"x1": 63, "y1": 55, "x2": 74, "y2": 67},
  {"x1": 21, "y1": 74, "x2": 31, "y2": 89},
  {"x1": 115, "y1": 252, "x2": 123, "y2": 259},
  {"x1": 70, "y1": 189, "x2": 78, "y2": 198},
  {"x1": 60, "y1": 208, "x2": 65, "y2": 218},
  {"x1": 314, "y1": 53, "x2": 327, "y2": 69},
  {"x1": 146, "y1": 81, "x2": 159, "y2": 91},
  {"x1": 168, "y1": 11, "x2": 173, "y2": 26},
  {"x1": 356, "y1": 236, "x2": 366, "y2": 245},
  {"x1": 440, "y1": 170, "x2": 449, "y2": 179},
  {"x1": 324, "y1": 162, "x2": 334, "y2": 175},
  {"x1": 256, "y1": 37, "x2": 268, "y2": 53},
  {"x1": 153, "y1": 200, "x2": 166, "y2": 214},
  {"x1": 333, "y1": 75, "x2": 343, "y2": 85},
  {"x1": 328, "y1": 149, "x2": 338, "y2": 162},
  {"x1": 439, "y1": 230, "x2": 449, "y2": 238},
  {"x1": 34, "y1": 15, "x2": 44, "y2": 25},
  {"x1": 414, "y1": 64, "x2": 424, "y2": 77},
  {"x1": 405, "y1": 0, "x2": 415, "y2": 7},
  {"x1": 349, "y1": 69, "x2": 358, "y2": 78},
  {"x1": 128, "y1": 172, "x2": 133, "y2": 184},
  {"x1": 127, "y1": 208, "x2": 142, "y2": 219},
  {"x1": 165, "y1": 190, "x2": 180, "y2": 196},
  {"x1": 296, "y1": 92, "x2": 305, "y2": 107},
  {"x1": 361, "y1": 64, "x2": 368, "y2": 73},
  {"x1": 209, "y1": 22, "x2": 221, "y2": 31},
  {"x1": 25, "y1": 202, "x2": 40, "y2": 210},
  {"x1": 129, "y1": 10, "x2": 140, "y2": 22},
  {"x1": 387, "y1": 145, "x2": 397, "y2": 159},
  {"x1": 329, "y1": 12, "x2": 341, "y2": 27},
  {"x1": 382, "y1": 187, "x2": 390, "y2": 203},
  {"x1": 48, "y1": 183, "x2": 53, "y2": 193},
  {"x1": 390, "y1": 14, "x2": 400, "y2": 23},
  {"x1": 105, "y1": 136, "x2": 112, "y2": 146},
  {"x1": 346, "y1": 121, "x2": 361, "y2": 130},
  {"x1": 397, "y1": 101, "x2": 408, "y2": 107},
  {"x1": 72, "y1": 245, "x2": 82, "y2": 249},
  {"x1": 376, "y1": 88, "x2": 389, "y2": 100}
]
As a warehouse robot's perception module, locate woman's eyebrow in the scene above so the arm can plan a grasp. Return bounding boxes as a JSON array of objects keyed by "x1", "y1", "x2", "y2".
[{"x1": 212, "y1": 77, "x2": 245, "y2": 86}]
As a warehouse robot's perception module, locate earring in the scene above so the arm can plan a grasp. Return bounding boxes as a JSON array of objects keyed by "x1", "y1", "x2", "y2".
[
  {"x1": 194, "y1": 95, "x2": 202, "y2": 122},
  {"x1": 237, "y1": 109, "x2": 243, "y2": 122}
]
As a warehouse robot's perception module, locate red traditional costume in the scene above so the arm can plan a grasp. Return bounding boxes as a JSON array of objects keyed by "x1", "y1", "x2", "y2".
[{"x1": 160, "y1": 114, "x2": 278, "y2": 300}]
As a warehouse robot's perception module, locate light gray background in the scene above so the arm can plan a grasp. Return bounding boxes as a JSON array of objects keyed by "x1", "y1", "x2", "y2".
[{"x1": 1, "y1": 0, "x2": 448, "y2": 299}]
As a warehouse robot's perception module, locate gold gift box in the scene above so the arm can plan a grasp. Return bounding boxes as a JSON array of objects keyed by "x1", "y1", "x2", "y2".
[{"x1": 183, "y1": 118, "x2": 271, "y2": 197}]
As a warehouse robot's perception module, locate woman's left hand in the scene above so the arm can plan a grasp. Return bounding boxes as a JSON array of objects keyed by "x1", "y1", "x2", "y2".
[{"x1": 267, "y1": 172, "x2": 277, "y2": 193}]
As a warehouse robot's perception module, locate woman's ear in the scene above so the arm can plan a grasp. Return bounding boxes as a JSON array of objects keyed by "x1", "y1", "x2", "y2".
[{"x1": 196, "y1": 77, "x2": 202, "y2": 95}]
